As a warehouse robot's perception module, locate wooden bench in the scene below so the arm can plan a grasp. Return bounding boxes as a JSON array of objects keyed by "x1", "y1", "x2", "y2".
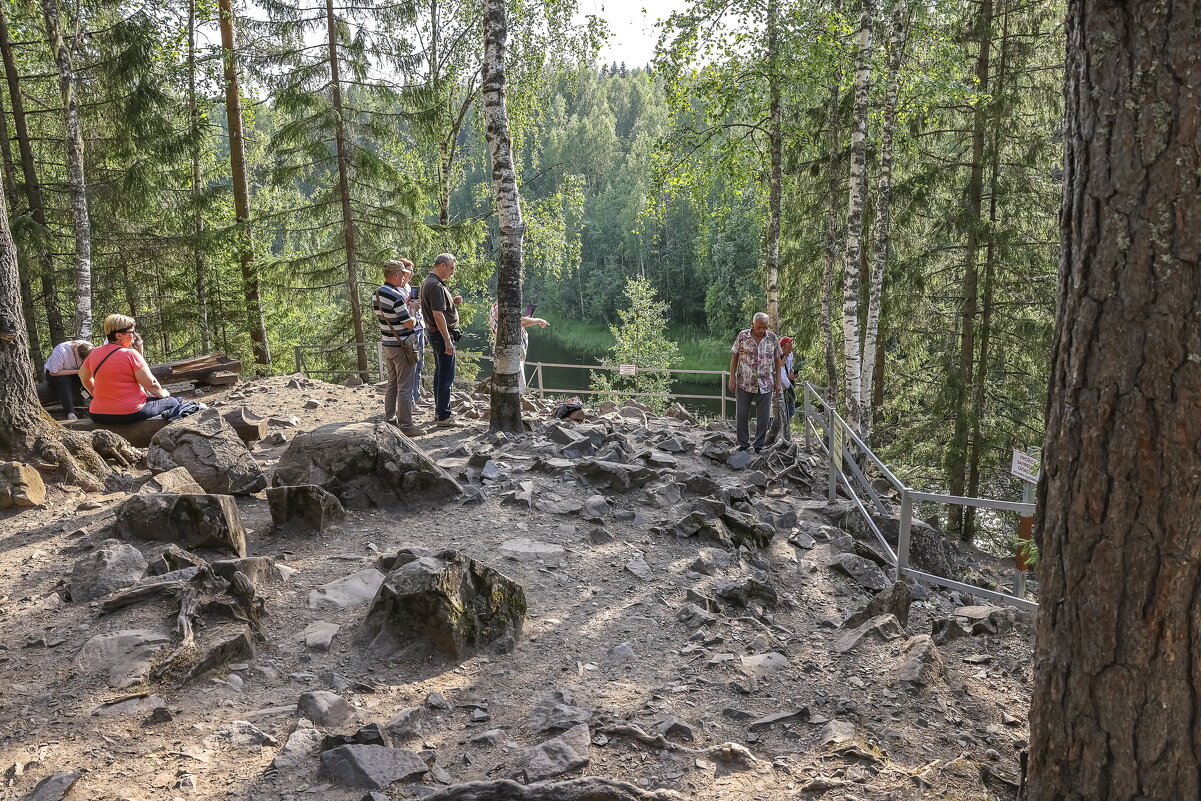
[
  {"x1": 38, "y1": 352, "x2": 242, "y2": 409},
  {"x1": 63, "y1": 407, "x2": 268, "y2": 448}
]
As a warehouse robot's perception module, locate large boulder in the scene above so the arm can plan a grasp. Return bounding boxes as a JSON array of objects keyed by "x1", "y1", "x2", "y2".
[
  {"x1": 147, "y1": 409, "x2": 266, "y2": 495},
  {"x1": 75, "y1": 629, "x2": 172, "y2": 688},
  {"x1": 273, "y1": 422, "x2": 461, "y2": 509},
  {"x1": 114, "y1": 493, "x2": 247, "y2": 557},
  {"x1": 357, "y1": 549, "x2": 526, "y2": 658},
  {"x1": 836, "y1": 509, "x2": 963, "y2": 580},
  {"x1": 267, "y1": 484, "x2": 345, "y2": 533},
  {"x1": 70, "y1": 539, "x2": 146, "y2": 601},
  {"x1": 0, "y1": 461, "x2": 45, "y2": 508},
  {"x1": 844, "y1": 580, "x2": 914, "y2": 629},
  {"x1": 139, "y1": 465, "x2": 205, "y2": 495}
]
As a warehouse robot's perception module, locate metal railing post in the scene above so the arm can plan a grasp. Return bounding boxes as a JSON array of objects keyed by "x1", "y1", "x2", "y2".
[
  {"x1": 721, "y1": 372, "x2": 728, "y2": 419},
  {"x1": 294, "y1": 346, "x2": 303, "y2": 375},
  {"x1": 827, "y1": 410, "x2": 839, "y2": 504},
  {"x1": 897, "y1": 490, "x2": 913, "y2": 577},
  {"x1": 376, "y1": 341, "x2": 384, "y2": 382},
  {"x1": 536, "y1": 363, "x2": 544, "y2": 398},
  {"x1": 803, "y1": 385, "x2": 812, "y2": 451}
]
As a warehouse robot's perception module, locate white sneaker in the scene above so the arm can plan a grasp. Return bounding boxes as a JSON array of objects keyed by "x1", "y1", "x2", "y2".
[{"x1": 66, "y1": 413, "x2": 78, "y2": 421}]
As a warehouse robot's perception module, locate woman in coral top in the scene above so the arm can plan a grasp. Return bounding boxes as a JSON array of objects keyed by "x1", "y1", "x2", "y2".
[{"x1": 79, "y1": 314, "x2": 182, "y2": 423}]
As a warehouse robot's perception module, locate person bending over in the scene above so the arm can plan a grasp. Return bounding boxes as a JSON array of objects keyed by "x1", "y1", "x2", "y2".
[
  {"x1": 79, "y1": 314, "x2": 182, "y2": 423},
  {"x1": 44, "y1": 339, "x2": 93, "y2": 420}
]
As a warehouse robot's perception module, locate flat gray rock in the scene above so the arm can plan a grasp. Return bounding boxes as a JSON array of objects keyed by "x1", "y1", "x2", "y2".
[
  {"x1": 625, "y1": 556, "x2": 653, "y2": 581},
  {"x1": 298, "y1": 690, "x2": 354, "y2": 727},
  {"x1": 739, "y1": 652, "x2": 791, "y2": 675},
  {"x1": 205, "y1": 720, "x2": 278, "y2": 749},
  {"x1": 528, "y1": 691, "x2": 592, "y2": 732},
  {"x1": 827, "y1": 553, "x2": 890, "y2": 592},
  {"x1": 74, "y1": 629, "x2": 171, "y2": 689},
  {"x1": 319, "y1": 744, "x2": 428, "y2": 789},
  {"x1": 300, "y1": 621, "x2": 341, "y2": 651},
  {"x1": 499, "y1": 538, "x2": 565, "y2": 563},
  {"x1": 24, "y1": 771, "x2": 80, "y2": 801},
  {"x1": 521, "y1": 723, "x2": 590, "y2": 782},
  {"x1": 307, "y1": 569, "x2": 385, "y2": 609},
  {"x1": 821, "y1": 720, "x2": 856, "y2": 745}
]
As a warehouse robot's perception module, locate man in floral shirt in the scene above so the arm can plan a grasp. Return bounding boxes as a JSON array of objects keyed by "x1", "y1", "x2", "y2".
[{"x1": 728, "y1": 312, "x2": 784, "y2": 453}]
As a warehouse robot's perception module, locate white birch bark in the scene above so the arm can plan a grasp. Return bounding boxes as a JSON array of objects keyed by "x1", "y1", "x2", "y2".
[
  {"x1": 860, "y1": 1, "x2": 910, "y2": 445},
  {"x1": 840, "y1": 0, "x2": 874, "y2": 432},
  {"x1": 821, "y1": 74, "x2": 841, "y2": 404},
  {"x1": 483, "y1": 0, "x2": 526, "y2": 431},
  {"x1": 43, "y1": 0, "x2": 92, "y2": 340}
]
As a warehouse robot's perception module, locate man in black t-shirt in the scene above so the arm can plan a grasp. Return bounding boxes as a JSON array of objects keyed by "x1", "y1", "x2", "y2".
[{"x1": 420, "y1": 253, "x2": 463, "y2": 426}]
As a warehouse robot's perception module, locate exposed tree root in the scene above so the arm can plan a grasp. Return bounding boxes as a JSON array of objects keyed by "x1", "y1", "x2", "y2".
[
  {"x1": 596, "y1": 721, "x2": 758, "y2": 770},
  {"x1": 421, "y1": 777, "x2": 683, "y2": 801}
]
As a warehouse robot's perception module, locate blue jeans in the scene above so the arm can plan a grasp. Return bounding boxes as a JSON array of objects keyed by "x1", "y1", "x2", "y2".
[
  {"x1": 90, "y1": 396, "x2": 182, "y2": 424},
  {"x1": 410, "y1": 330, "x2": 425, "y2": 402},
  {"x1": 428, "y1": 332, "x2": 456, "y2": 421}
]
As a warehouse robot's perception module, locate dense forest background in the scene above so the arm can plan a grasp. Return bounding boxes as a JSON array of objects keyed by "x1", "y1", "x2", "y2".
[{"x1": 2, "y1": 0, "x2": 1063, "y2": 546}]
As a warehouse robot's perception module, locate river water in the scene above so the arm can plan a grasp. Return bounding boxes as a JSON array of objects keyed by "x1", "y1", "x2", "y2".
[{"x1": 465, "y1": 329, "x2": 729, "y2": 418}]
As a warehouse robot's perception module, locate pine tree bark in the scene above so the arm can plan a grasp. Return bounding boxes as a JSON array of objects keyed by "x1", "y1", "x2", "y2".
[
  {"x1": 483, "y1": 0, "x2": 524, "y2": 432},
  {"x1": 42, "y1": 0, "x2": 92, "y2": 341},
  {"x1": 1028, "y1": 0, "x2": 1201, "y2": 797},
  {"x1": 189, "y1": 0, "x2": 211, "y2": 353},
  {"x1": 763, "y1": 0, "x2": 788, "y2": 448},
  {"x1": 0, "y1": 163, "x2": 108, "y2": 490},
  {"x1": 947, "y1": 0, "x2": 992, "y2": 538},
  {"x1": 860, "y1": 1, "x2": 909, "y2": 447},
  {"x1": 0, "y1": 81, "x2": 40, "y2": 365},
  {"x1": 840, "y1": 0, "x2": 874, "y2": 432},
  {"x1": 324, "y1": 0, "x2": 368, "y2": 376},
  {"x1": 0, "y1": 2, "x2": 64, "y2": 346},
  {"x1": 218, "y1": 0, "x2": 271, "y2": 369}
]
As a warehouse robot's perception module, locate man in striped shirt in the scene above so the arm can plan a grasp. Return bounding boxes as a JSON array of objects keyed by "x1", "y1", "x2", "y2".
[{"x1": 373, "y1": 259, "x2": 421, "y2": 436}]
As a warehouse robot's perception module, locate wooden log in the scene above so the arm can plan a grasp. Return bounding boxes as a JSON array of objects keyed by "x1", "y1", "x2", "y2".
[
  {"x1": 222, "y1": 407, "x2": 267, "y2": 444},
  {"x1": 64, "y1": 407, "x2": 264, "y2": 447},
  {"x1": 64, "y1": 417, "x2": 169, "y2": 447},
  {"x1": 202, "y1": 370, "x2": 239, "y2": 386}
]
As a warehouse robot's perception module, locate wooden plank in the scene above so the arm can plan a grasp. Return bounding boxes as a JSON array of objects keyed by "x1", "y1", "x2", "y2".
[
  {"x1": 202, "y1": 370, "x2": 239, "y2": 386},
  {"x1": 64, "y1": 417, "x2": 170, "y2": 447},
  {"x1": 222, "y1": 407, "x2": 267, "y2": 444}
]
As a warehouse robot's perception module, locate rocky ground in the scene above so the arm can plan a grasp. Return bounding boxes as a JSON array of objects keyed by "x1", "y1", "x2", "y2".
[{"x1": 0, "y1": 375, "x2": 1032, "y2": 801}]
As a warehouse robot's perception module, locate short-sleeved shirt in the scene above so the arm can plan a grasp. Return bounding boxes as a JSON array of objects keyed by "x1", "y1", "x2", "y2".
[
  {"x1": 420, "y1": 272, "x2": 458, "y2": 334},
  {"x1": 44, "y1": 340, "x2": 89, "y2": 374},
  {"x1": 84, "y1": 343, "x2": 150, "y2": 415},
  {"x1": 372, "y1": 283, "x2": 415, "y2": 346},
  {"x1": 731, "y1": 329, "x2": 782, "y2": 394}
]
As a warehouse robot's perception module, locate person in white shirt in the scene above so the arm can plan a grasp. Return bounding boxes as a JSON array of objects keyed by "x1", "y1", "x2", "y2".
[{"x1": 44, "y1": 339, "x2": 93, "y2": 420}]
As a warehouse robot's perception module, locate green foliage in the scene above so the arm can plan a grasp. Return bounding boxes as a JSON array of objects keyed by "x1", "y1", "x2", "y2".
[{"x1": 589, "y1": 275, "x2": 680, "y2": 412}]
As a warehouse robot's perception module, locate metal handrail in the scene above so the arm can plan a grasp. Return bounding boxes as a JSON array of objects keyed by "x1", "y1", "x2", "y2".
[
  {"x1": 291, "y1": 345, "x2": 735, "y2": 417},
  {"x1": 802, "y1": 382, "x2": 1038, "y2": 611}
]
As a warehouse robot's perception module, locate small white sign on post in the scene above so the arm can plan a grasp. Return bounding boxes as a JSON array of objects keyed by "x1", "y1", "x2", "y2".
[
  {"x1": 618, "y1": 364, "x2": 636, "y2": 377},
  {"x1": 1010, "y1": 449, "x2": 1041, "y2": 484}
]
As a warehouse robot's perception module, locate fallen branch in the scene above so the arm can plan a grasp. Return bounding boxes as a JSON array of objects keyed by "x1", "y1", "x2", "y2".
[{"x1": 420, "y1": 778, "x2": 683, "y2": 801}]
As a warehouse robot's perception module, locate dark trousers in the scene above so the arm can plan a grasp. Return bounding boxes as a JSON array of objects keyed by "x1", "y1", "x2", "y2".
[
  {"x1": 736, "y1": 388, "x2": 771, "y2": 450},
  {"x1": 428, "y1": 332, "x2": 456, "y2": 421},
  {"x1": 89, "y1": 396, "x2": 181, "y2": 424},
  {"x1": 410, "y1": 329, "x2": 425, "y2": 402},
  {"x1": 45, "y1": 370, "x2": 83, "y2": 416}
]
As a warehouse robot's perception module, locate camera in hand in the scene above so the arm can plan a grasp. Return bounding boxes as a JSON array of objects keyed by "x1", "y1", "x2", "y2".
[{"x1": 450, "y1": 328, "x2": 463, "y2": 343}]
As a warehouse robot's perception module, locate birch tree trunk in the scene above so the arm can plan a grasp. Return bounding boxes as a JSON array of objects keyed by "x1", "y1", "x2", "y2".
[
  {"x1": 840, "y1": 0, "x2": 874, "y2": 432},
  {"x1": 483, "y1": 0, "x2": 525, "y2": 432},
  {"x1": 821, "y1": 76, "x2": 841, "y2": 405},
  {"x1": 42, "y1": 0, "x2": 92, "y2": 341},
  {"x1": 1028, "y1": 0, "x2": 1201, "y2": 795},
  {"x1": 189, "y1": 0, "x2": 210, "y2": 352},
  {"x1": 325, "y1": 0, "x2": 368, "y2": 377},
  {"x1": 860, "y1": 1, "x2": 910, "y2": 446},
  {"x1": 218, "y1": 0, "x2": 271, "y2": 369},
  {"x1": 0, "y1": 2, "x2": 63, "y2": 345}
]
